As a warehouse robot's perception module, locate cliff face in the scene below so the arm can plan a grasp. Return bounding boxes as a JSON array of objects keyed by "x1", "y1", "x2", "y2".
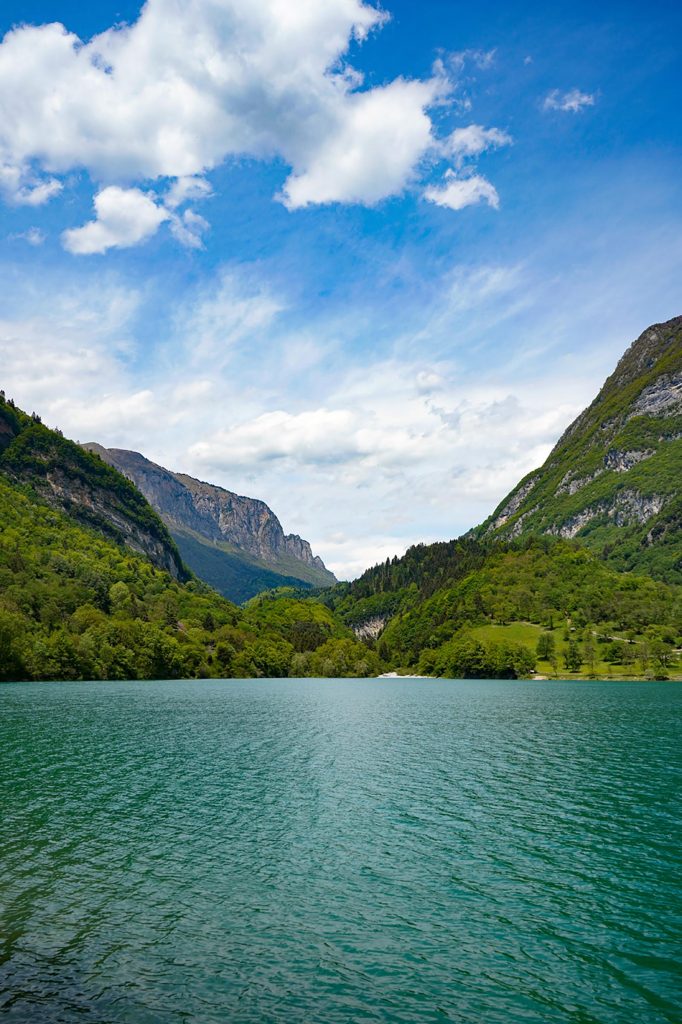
[
  {"x1": 0, "y1": 401, "x2": 187, "y2": 580},
  {"x1": 83, "y1": 445, "x2": 336, "y2": 596},
  {"x1": 172, "y1": 471, "x2": 329, "y2": 571},
  {"x1": 476, "y1": 315, "x2": 682, "y2": 581}
]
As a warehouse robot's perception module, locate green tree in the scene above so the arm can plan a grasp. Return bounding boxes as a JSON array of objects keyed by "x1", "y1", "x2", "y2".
[
  {"x1": 109, "y1": 581, "x2": 134, "y2": 618},
  {"x1": 564, "y1": 640, "x2": 583, "y2": 673},
  {"x1": 603, "y1": 641, "x2": 623, "y2": 664},
  {"x1": 583, "y1": 637, "x2": 598, "y2": 677},
  {"x1": 651, "y1": 640, "x2": 673, "y2": 677},
  {"x1": 536, "y1": 631, "x2": 556, "y2": 660},
  {"x1": 0, "y1": 608, "x2": 25, "y2": 681}
]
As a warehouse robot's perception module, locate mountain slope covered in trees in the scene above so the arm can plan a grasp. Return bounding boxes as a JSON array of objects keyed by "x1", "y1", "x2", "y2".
[
  {"x1": 476, "y1": 316, "x2": 682, "y2": 582},
  {"x1": 0, "y1": 393, "x2": 373, "y2": 681},
  {"x1": 0, "y1": 468, "x2": 376, "y2": 682},
  {"x1": 314, "y1": 318, "x2": 682, "y2": 679},
  {"x1": 0, "y1": 395, "x2": 187, "y2": 580},
  {"x1": 320, "y1": 536, "x2": 682, "y2": 679}
]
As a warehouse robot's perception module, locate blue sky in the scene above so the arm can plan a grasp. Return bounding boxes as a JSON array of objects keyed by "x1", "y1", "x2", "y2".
[{"x1": 0, "y1": 0, "x2": 680, "y2": 576}]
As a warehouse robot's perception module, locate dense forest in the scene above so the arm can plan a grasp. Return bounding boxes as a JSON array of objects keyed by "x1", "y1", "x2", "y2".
[
  {"x1": 0, "y1": 393, "x2": 379, "y2": 682},
  {"x1": 1, "y1": 391, "x2": 681, "y2": 683},
  {"x1": 0, "y1": 472, "x2": 380, "y2": 682},
  {"x1": 318, "y1": 536, "x2": 682, "y2": 680}
]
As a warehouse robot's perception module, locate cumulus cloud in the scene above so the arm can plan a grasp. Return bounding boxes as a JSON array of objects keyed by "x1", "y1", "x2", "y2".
[
  {"x1": 189, "y1": 403, "x2": 444, "y2": 471},
  {"x1": 190, "y1": 409, "x2": 360, "y2": 467},
  {"x1": 543, "y1": 88, "x2": 595, "y2": 113},
  {"x1": 62, "y1": 187, "x2": 170, "y2": 254},
  {"x1": 0, "y1": 163, "x2": 62, "y2": 205},
  {"x1": 0, "y1": 0, "x2": 508, "y2": 245},
  {"x1": 281, "y1": 77, "x2": 440, "y2": 208},
  {"x1": 0, "y1": 2, "x2": 419, "y2": 209},
  {"x1": 443, "y1": 124, "x2": 511, "y2": 166},
  {"x1": 424, "y1": 172, "x2": 499, "y2": 211}
]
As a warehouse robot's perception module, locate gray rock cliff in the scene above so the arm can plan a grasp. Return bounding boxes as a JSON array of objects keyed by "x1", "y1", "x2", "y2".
[{"x1": 84, "y1": 444, "x2": 336, "y2": 588}]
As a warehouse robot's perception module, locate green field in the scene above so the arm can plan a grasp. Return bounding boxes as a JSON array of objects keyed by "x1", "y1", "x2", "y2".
[{"x1": 468, "y1": 621, "x2": 682, "y2": 680}]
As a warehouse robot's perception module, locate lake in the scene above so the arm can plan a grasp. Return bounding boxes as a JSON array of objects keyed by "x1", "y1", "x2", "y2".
[{"x1": 1, "y1": 678, "x2": 680, "y2": 1023}]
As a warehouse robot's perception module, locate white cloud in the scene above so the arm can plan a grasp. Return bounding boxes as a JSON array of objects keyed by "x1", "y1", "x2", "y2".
[
  {"x1": 14, "y1": 178, "x2": 63, "y2": 206},
  {"x1": 0, "y1": 0, "x2": 508, "y2": 240},
  {"x1": 190, "y1": 409, "x2": 361, "y2": 466},
  {"x1": 440, "y1": 264, "x2": 524, "y2": 314},
  {"x1": 62, "y1": 187, "x2": 170, "y2": 254},
  {"x1": 0, "y1": 163, "x2": 62, "y2": 205},
  {"x1": 424, "y1": 172, "x2": 499, "y2": 211},
  {"x1": 543, "y1": 88, "x2": 595, "y2": 113},
  {"x1": 446, "y1": 49, "x2": 497, "y2": 72},
  {"x1": 3, "y1": 242, "x2": 663, "y2": 578},
  {"x1": 0, "y1": 268, "x2": 594, "y2": 576},
  {"x1": 0, "y1": 3, "x2": 421, "y2": 211},
  {"x1": 443, "y1": 124, "x2": 511, "y2": 166},
  {"x1": 281, "y1": 77, "x2": 440, "y2": 208},
  {"x1": 169, "y1": 209, "x2": 210, "y2": 249},
  {"x1": 8, "y1": 227, "x2": 46, "y2": 246},
  {"x1": 174, "y1": 268, "x2": 284, "y2": 366},
  {"x1": 24, "y1": 227, "x2": 46, "y2": 246},
  {"x1": 0, "y1": 281, "x2": 141, "y2": 418},
  {"x1": 415, "y1": 369, "x2": 446, "y2": 394},
  {"x1": 165, "y1": 176, "x2": 213, "y2": 209},
  {"x1": 315, "y1": 534, "x2": 410, "y2": 580}
]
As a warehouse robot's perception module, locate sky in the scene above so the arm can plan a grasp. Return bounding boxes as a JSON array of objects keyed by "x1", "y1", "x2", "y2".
[{"x1": 0, "y1": 0, "x2": 680, "y2": 578}]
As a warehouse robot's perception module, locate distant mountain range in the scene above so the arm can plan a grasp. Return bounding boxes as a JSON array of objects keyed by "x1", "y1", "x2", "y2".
[
  {"x1": 475, "y1": 315, "x2": 682, "y2": 582},
  {"x1": 83, "y1": 445, "x2": 336, "y2": 602}
]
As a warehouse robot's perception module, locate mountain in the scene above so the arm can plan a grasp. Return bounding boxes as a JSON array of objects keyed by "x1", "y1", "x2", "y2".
[
  {"x1": 476, "y1": 315, "x2": 682, "y2": 582},
  {"x1": 0, "y1": 392, "x2": 373, "y2": 682},
  {"x1": 0, "y1": 396, "x2": 187, "y2": 580},
  {"x1": 314, "y1": 317, "x2": 682, "y2": 678},
  {"x1": 82, "y1": 445, "x2": 336, "y2": 602},
  {"x1": 3, "y1": 313, "x2": 680, "y2": 683},
  {"x1": 319, "y1": 534, "x2": 681, "y2": 678}
]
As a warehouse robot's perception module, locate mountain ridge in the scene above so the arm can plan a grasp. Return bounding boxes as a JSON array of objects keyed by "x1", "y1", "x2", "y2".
[
  {"x1": 83, "y1": 444, "x2": 336, "y2": 601},
  {"x1": 0, "y1": 396, "x2": 187, "y2": 580},
  {"x1": 474, "y1": 315, "x2": 682, "y2": 581},
  {"x1": 310, "y1": 316, "x2": 682, "y2": 678}
]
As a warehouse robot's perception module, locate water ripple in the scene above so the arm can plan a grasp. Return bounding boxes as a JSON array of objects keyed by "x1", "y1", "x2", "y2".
[{"x1": 1, "y1": 678, "x2": 681, "y2": 1023}]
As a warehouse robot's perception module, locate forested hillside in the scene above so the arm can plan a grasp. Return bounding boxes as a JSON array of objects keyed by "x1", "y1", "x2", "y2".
[
  {"x1": 0, "y1": 394, "x2": 375, "y2": 682},
  {"x1": 477, "y1": 316, "x2": 682, "y2": 582},
  {"x1": 0, "y1": 470, "x2": 378, "y2": 682},
  {"x1": 0, "y1": 394, "x2": 186, "y2": 580},
  {"x1": 319, "y1": 536, "x2": 682, "y2": 680}
]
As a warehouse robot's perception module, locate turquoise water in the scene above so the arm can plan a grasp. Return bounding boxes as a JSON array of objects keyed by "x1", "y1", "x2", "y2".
[{"x1": 1, "y1": 678, "x2": 680, "y2": 1023}]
